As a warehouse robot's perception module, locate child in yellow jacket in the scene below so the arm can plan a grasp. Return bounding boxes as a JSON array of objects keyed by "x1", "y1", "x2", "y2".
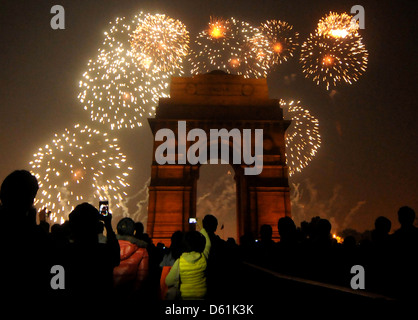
[{"x1": 165, "y1": 223, "x2": 211, "y2": 299}]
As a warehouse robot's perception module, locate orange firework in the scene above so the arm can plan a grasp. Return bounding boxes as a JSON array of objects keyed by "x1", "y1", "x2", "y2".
[
  {"x1": 260, "y1": 20, "x2": 299, "y2": 65},
  {"x1": 300, "y1": 32, "x2": 368, "y2": 90},
  {"x1": 322, "y1": 55, "x2": 334, "y2": 66},
  {"x1": 208, "y1": 16, "x2": 228, "y2": 39},
  {"x1": 317, "y1": 12, "x2": 359, "y2": 39},
  {"x1": 190, "y1": 17, "x2": 271, "y2": 78}
]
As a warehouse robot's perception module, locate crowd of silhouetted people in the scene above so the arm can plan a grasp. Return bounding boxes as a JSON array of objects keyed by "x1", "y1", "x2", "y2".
[
  {"x1": 0, "y1": 169, "x2": 417, "y2": 303},
  {"x1": 242, "y1": 210, "x2": 418, "y2": 300}
]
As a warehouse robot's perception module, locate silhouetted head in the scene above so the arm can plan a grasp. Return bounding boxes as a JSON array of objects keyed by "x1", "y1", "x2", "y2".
[
  {"x1": 260, "y1": 224, "x2": 273, "y2": 242},
  {"x1": 397, "y1": 206, "x2": 415, "y2": 227},
  {"x1": 184, "y1": 231, "x2": 206, "y2": 253},
  {"x1": 171, "y1": 230, "x2": 184, "y2": 247},
  {"x1": 278, "y1": 216, "x2": 296, "y2": 241},
  {"x1": 240, "y1": 232, "x2": 255, "y2": 248},
  {"x1": 343, "y1": 235, "x2": 356, "y2": 249},
  {"x1": 374, "y1": 216, "x2": 391, "y2": 234},
  {"x1": 134, "y1": 222, "x2": 144, "y2": 236},
  {"x1": 316, "y1": 219, "x2": 332, "y2": 238},
  {"x1": 0, "y1": 170, "x2": 38, "y2": 211},
  {"x1": 117, "y1": 217, "x2": 135, "y2": 236},
  {"x1": 203, "y1": 214, "x2": 218, "y2": 233},
  {"x1": 69, "y1": 202, "x2": 101, "y2": 243}
]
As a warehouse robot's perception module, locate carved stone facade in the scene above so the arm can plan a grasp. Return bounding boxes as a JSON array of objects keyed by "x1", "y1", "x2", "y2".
[{"x1": 147, "y1": 71, "x2": 291, "y2": 244}]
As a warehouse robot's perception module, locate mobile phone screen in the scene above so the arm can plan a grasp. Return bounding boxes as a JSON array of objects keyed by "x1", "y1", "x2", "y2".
[
  {"x1": 99, "y1": 201, "x2": 109, "y2": 216},
  {"x1": 189, "y1": 218, "x2": 197, "y2": 224}
]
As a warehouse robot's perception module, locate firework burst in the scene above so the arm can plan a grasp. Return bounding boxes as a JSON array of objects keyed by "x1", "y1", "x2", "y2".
[
  {"x1": 190, "y1": 17, "x2": 272, "y2": 78},
  {"x1": 78, "y1": 13, "x2": 187, "y2": 130},
  {"x1": 29, "y1": 124, "x2": 132, "y2": 223},
  {"x1": 300, "y1": 32, "x2": 368, "y2": 90},
  {"x1": 300, "y1": 12, "x2": 367, "y2": 89},
  {"x1": 317, "y1": 12, "x2": 359, "y2": 39},
  {"x1": 130, "y1": 13, "x2": 189, "y2": 72},
  {"x1": 281, "y1": 100, "x2": 321, "y2": 176},
  {"x1": 207, "y1": 16, "x2": 229, "y2": 40},
  {"x1": 260, "y1": 20, "x2": 299, "y2": 65}
]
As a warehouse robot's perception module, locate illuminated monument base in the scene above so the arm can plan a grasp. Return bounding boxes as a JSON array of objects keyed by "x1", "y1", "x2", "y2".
[{"x1": 147, "y1": 71, "x2": 291, "y2": 245}]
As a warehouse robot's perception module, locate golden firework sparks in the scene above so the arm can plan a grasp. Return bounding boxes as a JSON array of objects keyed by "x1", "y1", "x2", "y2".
[
  {"x1": 317, "y1": 12, "x2": 359, "y2": 39},
  {"x1": 300, "y1": 32, "x2": 368, "y2": 90},
  {"x1": 29, "y1": 124, "x2": 132, "y2": 223},
  {"x1": 259, "y1": 20, "x2": 299, "y2": 65},
  {"x1": 190, "y1": 17, "x2": 272, "y2": 78},
  {"x1": 281, "y1": 100, "x2": 321, "y2": 176}
]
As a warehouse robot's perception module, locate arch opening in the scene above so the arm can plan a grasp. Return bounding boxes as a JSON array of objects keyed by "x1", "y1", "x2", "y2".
[{"x1": 196, "y1": 163, "x2": 238, "y2": 242}]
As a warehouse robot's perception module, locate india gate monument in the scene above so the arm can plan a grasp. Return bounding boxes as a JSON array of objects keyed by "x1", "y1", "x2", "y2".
[{"x1": 147, "y1": 71, "x2": 291, "y2": 244}]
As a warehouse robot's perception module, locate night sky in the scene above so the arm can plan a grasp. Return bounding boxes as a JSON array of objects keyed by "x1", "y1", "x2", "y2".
[{"x1": 1, "y1": 0, "x2": 417, "y2": 237}]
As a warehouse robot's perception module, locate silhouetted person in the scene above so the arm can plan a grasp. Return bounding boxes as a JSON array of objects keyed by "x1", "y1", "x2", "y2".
[
  {"x1": 203, "y1": 214, "x2": 221, "y2": 245},
  {"x1": 371, "y1": 216, "x2": 391, "y2": 249},
  {"x1": 50, "y1": 221, "x2": 70, "y2": 250},
  {"x1": 0, "y1": 170, "x2": 39, "y2": 229},
  {"x1": 134, "y1": 221, "x2": 145, "y2": 241},
  {"x1": 253, "y1": 224, "x2": 275, "y2": 267},
  {"x1": 391, "y1": 206, "x2": 418, "y2": 299},
  {"x1": 160, "y1": 231, "x2": 184, "y2": 267},
  {"x1": 277, "y1": 216, "x2": 297, "y2": 246},
  {"x1": 342, "y1": 235, "x2": 356, "y2": 249},
  {"x1": 113, "y1": 217, "x2": 149, "y2": 295},
  {"x1": 392, "y1": 206, "x2": 418, "y2": 248},
  {"x1": 275, "y1": 217, "x2": 300, "y2": 275},
  {"x1": 203, "y1": 214, "x2": 228, "y2": 261},
  {"x1": 159, "y1": 231, "x2": 185, "y2": 300},
  {"x1": 311, "y1": 218, "x2": 333, "y2": 248},
  {"x1": 299, "y1": 221, "x2": 310, "y2": 243},
  {"x1": 305, "y1": 218, "x2": 337, "y2": 283},
  {"x1": 239, "y1": 232, "x2": 256, "y2": 261},
  {"x1": 259, "y1": 224, "x2": 274, "y2": 245},
  {"x1": 201, "y1": 214, "x2": 229, "y2": 297},
  {"x1": 0, "y1": 170, "x2": 50, "y2": 297},
  {"x1": 63, "y1": 203, "x2": 120, "y2": 296},
  {"x1": 366, "y1": 216, "x2": 393, "y2": 295}
]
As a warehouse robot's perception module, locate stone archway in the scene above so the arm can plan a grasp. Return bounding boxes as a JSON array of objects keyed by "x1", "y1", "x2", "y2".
[
  {"x1": 196, "y1": 163, "x2": 237, "y2": 241},
  {"x1": 146, "y1": 71, "x2": 292, "y2": 245}
]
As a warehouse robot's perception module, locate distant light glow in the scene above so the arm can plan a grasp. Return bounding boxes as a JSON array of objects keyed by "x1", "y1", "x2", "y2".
[{"x1": 333, "y1": 233, "x2": 344, "y2": 244}]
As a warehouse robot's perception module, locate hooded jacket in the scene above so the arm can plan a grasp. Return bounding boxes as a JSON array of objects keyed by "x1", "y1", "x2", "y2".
[
  {"x1": 165, "y1": 228, "x2": 211, "y2": 299},
  {"x1": 113, "y1": 239, "x2": 149, "y2": 291}
]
